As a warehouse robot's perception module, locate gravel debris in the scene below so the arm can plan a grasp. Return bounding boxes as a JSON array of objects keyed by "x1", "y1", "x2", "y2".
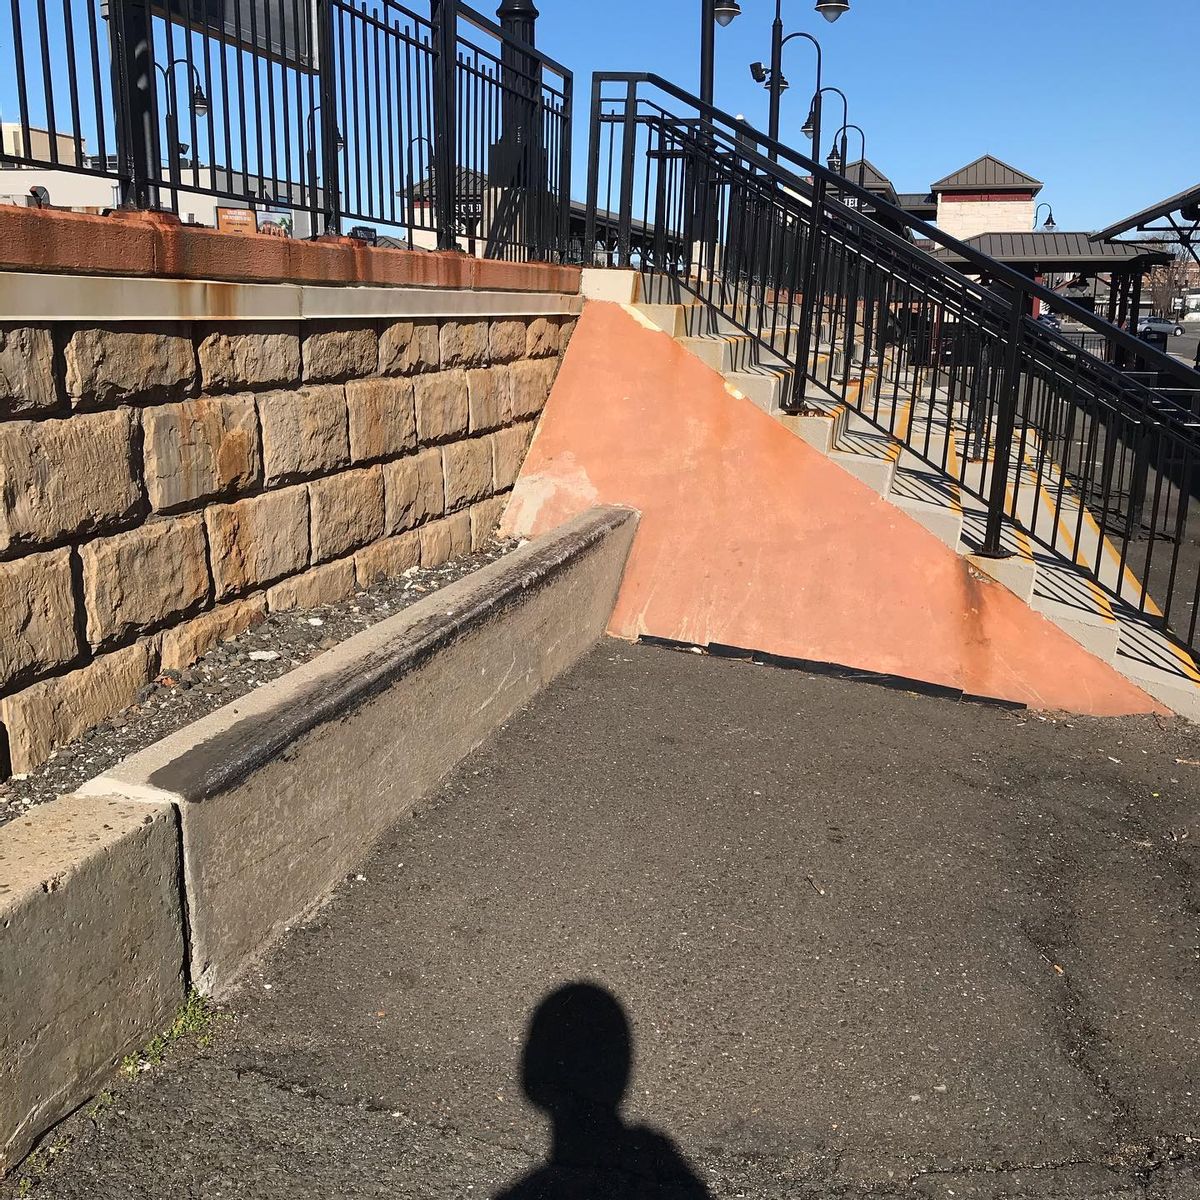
[{"x1": 0, "y1": 541, "x2": 517, "y2": 829}]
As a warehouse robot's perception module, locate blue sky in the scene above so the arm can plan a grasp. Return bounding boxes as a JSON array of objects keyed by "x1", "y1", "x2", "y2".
[{"x1": 537, "y1": 0, "x2": 1200, "y2": 231}]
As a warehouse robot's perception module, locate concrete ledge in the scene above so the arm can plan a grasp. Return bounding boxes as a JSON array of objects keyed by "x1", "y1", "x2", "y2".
[
  {"x1": 78, "y1": 506, "x2": 638, "y2": 994},
  {"x1": 0, "y1": 271, "x2": 586, "y2": 323},
  {"x1": 0, "y1": 795, "x2": 185, "y2": 1173}
]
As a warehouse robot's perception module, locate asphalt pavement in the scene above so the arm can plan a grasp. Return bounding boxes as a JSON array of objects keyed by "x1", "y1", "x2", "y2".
[{"x1": 10, "y1": 642, "x2": 1200, "y2": 1199}]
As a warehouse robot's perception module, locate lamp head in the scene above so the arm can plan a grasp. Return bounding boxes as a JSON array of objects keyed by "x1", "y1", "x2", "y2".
[
  {"x1": 1043, "y1": 208, "x2": 1057, "y2": 230},
  {"x1": 189, "y1": 85, "x2": 209, "y2": 117},
  {"x1": 713, "y1": 0, "x2": 741, "y2": 26},
  {"x1": 801, "y1": 98, "x2": 818, "y2": 139},
  {"x1": 815, "y1": 0, "x2": 849, "y2": 21}
]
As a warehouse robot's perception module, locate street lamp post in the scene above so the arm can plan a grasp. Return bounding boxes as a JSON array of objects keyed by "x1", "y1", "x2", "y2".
[
  {"x1": 1035, "y1": 202, "x2": 1056, "y2": 230},
  {"x1": 829, "y1": 122, "x2": 866, "y2": 189},
  {"x1": 154, "y1": 59, "x2": 207, "y2": 195}
]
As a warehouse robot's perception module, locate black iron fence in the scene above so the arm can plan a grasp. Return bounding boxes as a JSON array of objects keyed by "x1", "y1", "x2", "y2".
[
  {"x1": 586, "y1": 74, "x2": 1200, "y2": 653},
  {"x1": 0, "y1": 0, "x2": 571, "y2": 260}
]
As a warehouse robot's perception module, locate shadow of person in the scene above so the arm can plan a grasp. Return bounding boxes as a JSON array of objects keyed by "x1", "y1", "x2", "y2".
[{"x1": 495, "y1": 982, "x2": 712, "y2": 1199}]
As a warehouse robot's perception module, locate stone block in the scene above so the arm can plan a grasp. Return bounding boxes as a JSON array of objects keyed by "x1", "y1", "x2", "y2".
[
  {"x1": 414, "y1": 371, "x2": 469, "y2": 444},
  {"x1": 378, "y1": 320, "x2": 439, "y2": 376},
  {"x1": 308, "y1": 467, "x2": 385, "y2": 563},
  {"x1": 469, "y1": 495, "x2": 508, "y2": 551},
  {"x1": 526, "y1": 316, "x2": 560, "y2": 358},
  {"x1": 142, "y1": 394, "x2": 261, "y2": 512},
  {"x1": 204, "y1": 487, "x2": 309, "y2": 599},
  {"x1": 81, "y1": 515, "x2": 210, "y2": 648},
  {"x1": 65, "y1": 328, "x2": 195, "y2": 407},
  {"x1": 346, "y1": 377, "x2": 416, "y2": 463},
  {"x1": 0, "y1": 548, "x2": 80, "y2": 688},
  {"x1": 0, "y1": 411, "x2": 141, "y2": 554},
  {"x1": 266, "y1": 559, "x2": 356, "y2": 611},
  {"x1": 509, "y1": 358, "x2": 557, "y2": 419},
  {"x1": 443, "y1": 437, "x2": 494, "y2": 511},
  {"x1": 0, "y1": 641, "x2": 154, "y2": 773},
  {"x1": 353, "y1": 532, "x2": 420, "y2": 588},
  {"x1": 418, "y1": 510, "x2": 471, "y2": 568},
  {"x1": 302, "y1": 327, "x2": 379, "y2": 382},
  {"x1": 467, "y1": 367, "x2": 512, "y2": 434},
  {"x1": 0, "y1": 326, "x2": 58, "y2": 416},
  {"x1": 383, "y1": 448, "x2": 444, "y2": 533},
  {"x1": 489, "y1": 319, "x2": 527, "y2": 364},
  {"x1": 559, "y1": 317, "x2": 578, "y2": 353},
  {"x1": 0, "y1": 794, "x2": 184, "y2": 1173},
  {"x1": 439, "y1": 320, "x2": 489, "y2": 369},
  {"x1": 257, "y1": 385, "x2": 349, "y2": 484},
  {"x1": 491, "y1": 420, "x2": 536, "y2": 491},
  {"x1": 198, "y1": 326, "x2": 301, "y2": 392},
  {"x1": 159, "y1": 596, "x2": 267, "y2": 671}
]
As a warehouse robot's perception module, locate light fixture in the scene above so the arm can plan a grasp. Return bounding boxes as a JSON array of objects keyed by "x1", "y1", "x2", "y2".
[
  {"x1": 189, "y1": 84, "x2": 208, "y2": 117},
  {"x1": 749, "y1": 61, "x2": 768, "y2": 83},
  {"x1": 335, "y1": 128, "x2": 345, "y2": 153},
  {"x1": 1043, "y1": 209, "x2": 1057, "y2": 230},
  {"x1": 775, "y1": 73, "x2": 789, "y2": 93},
  {"x1": 815, "y1": 0, "x2": 849, "y2": 21},
  {"x1": 714, "y1": 0, "x2": 741, "y2": 26},
  {"x1": 827, "y1": 142, "x2": 842, "y2": 172},
  {"x1": 801, "y1": 98, "x2": 818, "y2": 139}
]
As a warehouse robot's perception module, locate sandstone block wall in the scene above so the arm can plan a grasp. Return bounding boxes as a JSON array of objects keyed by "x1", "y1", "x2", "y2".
[{"x1": 0, "y1": 312, "x2": 575, "y2": 776}]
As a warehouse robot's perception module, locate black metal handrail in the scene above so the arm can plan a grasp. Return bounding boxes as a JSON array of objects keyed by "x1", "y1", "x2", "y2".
[
  {"x1": 0, "y1": 0, "x2": 572, "y2": 261},
  {"x1": 586, "y1": 72, "x2": 1200, "y2": 405},
  {"x1": 586, "y1": 73, "x2": 1200, "y2": 653}
]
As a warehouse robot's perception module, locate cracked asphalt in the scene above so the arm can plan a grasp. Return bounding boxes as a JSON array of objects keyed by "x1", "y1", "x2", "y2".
[{"x1": 13, "y1": 641, "x2": 1200, "y2": 1199}]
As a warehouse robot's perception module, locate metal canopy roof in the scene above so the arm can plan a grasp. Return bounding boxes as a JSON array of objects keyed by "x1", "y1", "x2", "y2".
[
  {"x1": 931, "y1": 154, "x2": 1043, "y2": 194},
  {"x1": 1093, "y1": 182, "x2": 1200, "y2": 241},
  {"x1": 897, "y1": 191, "x2": 936, "y2": 213},
  {"x1": 932, "y1": 230, "x2": 1170, "y2": 273}
]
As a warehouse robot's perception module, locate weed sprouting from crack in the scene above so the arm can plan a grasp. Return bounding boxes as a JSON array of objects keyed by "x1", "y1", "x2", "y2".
[{"x1": 120, "y1": 990, "x2": 224, "y2": 1079}]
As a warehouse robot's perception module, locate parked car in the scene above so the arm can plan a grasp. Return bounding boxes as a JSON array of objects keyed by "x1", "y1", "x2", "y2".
[
  {"x1": 1036, "y1": 311, "x2": 1063, "y2": 332},
  {"x1": 1137, "y1": 315, "x2": 1185, "y2": 337}
]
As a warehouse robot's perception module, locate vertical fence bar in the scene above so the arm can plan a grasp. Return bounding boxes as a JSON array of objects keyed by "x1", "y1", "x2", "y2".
[
  {"x1": 111, "y1": 0, "x2": 155, "y2": 207},
  {"x1": 980, "y1": 289, "x2": 1029, "y2": 557},
  {"x1": 430, "y1": 0, "x2": 458, "y2": 249},
  {"x1": 316, "y1": 0, "x2": 340, "y2": 233}
]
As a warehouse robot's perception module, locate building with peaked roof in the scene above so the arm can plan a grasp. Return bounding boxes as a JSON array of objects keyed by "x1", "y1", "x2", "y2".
[{"x1": 927, "y1": 154, "x2": 1043, "y2": 242}]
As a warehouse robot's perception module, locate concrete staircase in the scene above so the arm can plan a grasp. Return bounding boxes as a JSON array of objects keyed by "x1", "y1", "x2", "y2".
[{"x1": 600, "y1": 270, "x2": 1200, "y2": 720}]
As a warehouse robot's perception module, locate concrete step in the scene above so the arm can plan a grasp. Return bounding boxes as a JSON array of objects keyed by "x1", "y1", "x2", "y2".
[
  {"x1": 893, "y1": 495, "x2": 964, "y2": 549},
  {"x1": 1113, "y1": 619, "x2": 1200, "y2": 721}
]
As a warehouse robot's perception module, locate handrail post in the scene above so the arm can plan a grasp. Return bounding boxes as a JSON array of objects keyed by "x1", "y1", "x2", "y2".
[
  {"x1": 583, "y1": 73, "x2": 603, "y2": 264},
  {"x1": 431, "y1": 0, "x2": 459, "y2": 251},
  {"x1": 980, "y1": 288, "x2": 1027, "y2": 557},
  {"x1": 110, "y1": 0, "x2": 155, "y2": 209},
  {"x1": 615, "y1": 79, "x2": 638, "y2": 268},
  {"x1": 315, "y1": 0, "x2": 341, "y2": 235}
]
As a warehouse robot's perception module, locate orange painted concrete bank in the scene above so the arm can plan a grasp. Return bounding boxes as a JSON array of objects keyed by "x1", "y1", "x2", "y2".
[
  {"x1": 0, "y1": 205, "x2": 580, "y2": 293},
  {"x1": 503, "y1": 301, "x2": 1162, "y2": 716}
]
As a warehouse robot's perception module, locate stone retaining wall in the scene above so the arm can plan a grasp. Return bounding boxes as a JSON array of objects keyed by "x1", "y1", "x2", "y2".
[{"x1": 0, "y1": 311, "x2": 574, "y2": 776}]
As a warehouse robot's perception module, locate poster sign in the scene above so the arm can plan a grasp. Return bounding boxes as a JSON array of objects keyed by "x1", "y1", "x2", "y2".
[{"x1": 216, "y1": 206, "x2": 258, "y2": 234}]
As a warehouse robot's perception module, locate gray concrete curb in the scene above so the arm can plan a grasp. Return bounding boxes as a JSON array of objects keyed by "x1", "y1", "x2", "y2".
[
  {"x1": 0, "y1": 505, "x2": 637, "y2": 1175},
  {"x1": 0, "y1": 795, "x2": 186, "y2": 1173}
]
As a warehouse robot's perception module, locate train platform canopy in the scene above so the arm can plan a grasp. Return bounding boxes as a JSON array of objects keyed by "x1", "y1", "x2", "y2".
[
  {"x1": 932, "y1": 230, "x2": 1171, "y2": 276},
  {"x1": 1094, "y1": 183, "x2": 1200, "y2": 266}
]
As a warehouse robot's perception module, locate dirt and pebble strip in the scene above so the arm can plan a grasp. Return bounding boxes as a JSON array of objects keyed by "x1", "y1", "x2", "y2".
[{"x1": 0, "y1": 540, "x2": 518, "y2": 830}]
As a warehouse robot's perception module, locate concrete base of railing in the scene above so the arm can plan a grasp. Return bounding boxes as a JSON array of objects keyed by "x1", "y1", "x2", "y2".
[{"x1": 0, "y1": 505, "x2": 637, "y2": 1175}]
